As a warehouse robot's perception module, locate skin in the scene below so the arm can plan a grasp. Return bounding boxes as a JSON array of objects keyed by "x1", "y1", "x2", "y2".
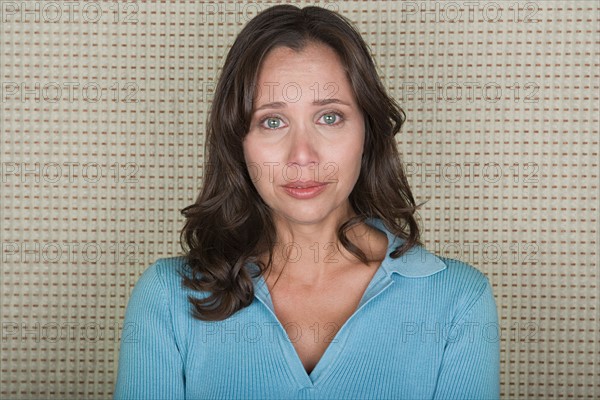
[{"x1": 242, "y1": 42, "x2": 387, "y2": 289}]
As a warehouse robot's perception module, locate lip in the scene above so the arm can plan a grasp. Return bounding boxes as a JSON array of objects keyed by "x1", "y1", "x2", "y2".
[
  {"x1": 283, "y1": 180, "x2": 326, "y2": 189},
  {"x1": 282, "y1": 182, "x2": 329, "y2": 199}
]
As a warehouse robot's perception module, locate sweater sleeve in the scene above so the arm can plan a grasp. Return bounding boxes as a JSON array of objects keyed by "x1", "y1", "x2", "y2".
[
  {"x1": 432, "y1": 277, "x2": 501, "y2": 400},
  {"x1": 113, "y1": 260, "x2": 185, "y2": 400}
]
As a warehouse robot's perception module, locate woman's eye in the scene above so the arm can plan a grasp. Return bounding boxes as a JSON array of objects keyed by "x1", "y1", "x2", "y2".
[
  {"x1": 319, "y1": 112, "x2": 342, "y2": 125},
  {"x1": 261, "y1": 117, "x2": 283, "y2": 129}
]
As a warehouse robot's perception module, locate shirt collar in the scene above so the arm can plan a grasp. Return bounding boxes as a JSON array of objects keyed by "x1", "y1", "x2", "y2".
[{"x1": 365, "y1": 217, "x2": 447, "y2": 278}]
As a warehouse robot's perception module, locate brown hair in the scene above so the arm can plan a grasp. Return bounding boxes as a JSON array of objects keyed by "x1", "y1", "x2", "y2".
[{"x1": 179, "y1": 4, "x2": 428, "y2": 321}]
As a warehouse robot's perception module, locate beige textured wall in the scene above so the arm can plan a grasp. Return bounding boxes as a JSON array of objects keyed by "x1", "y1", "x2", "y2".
[{"x1": 1, "y1": 0, "x2": 598, "y2": 399}]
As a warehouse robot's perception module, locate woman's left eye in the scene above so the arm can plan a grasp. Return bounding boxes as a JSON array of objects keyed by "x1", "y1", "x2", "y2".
[{"x1": 318, "y1": 112, "x2": 343, "y2": 125}]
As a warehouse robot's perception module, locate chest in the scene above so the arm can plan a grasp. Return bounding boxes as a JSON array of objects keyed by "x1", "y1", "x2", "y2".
[{"x1": 266, "y1": 265, "x2": 380, "y2": 374}]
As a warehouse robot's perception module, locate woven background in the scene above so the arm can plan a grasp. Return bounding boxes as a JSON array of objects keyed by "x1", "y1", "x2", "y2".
[{"x1": 1, "y1": 0, "x2": 598, "y2": 398}]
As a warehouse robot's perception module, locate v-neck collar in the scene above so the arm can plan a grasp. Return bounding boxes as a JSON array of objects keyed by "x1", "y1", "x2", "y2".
[{"x1": 246, "y1": 217, "x2": 446, "y2": 387}]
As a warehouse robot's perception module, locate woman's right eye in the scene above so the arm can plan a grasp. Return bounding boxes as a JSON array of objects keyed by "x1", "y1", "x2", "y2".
[{"x1": 260, "y1": 116, "x2": 285, "y2": 129}]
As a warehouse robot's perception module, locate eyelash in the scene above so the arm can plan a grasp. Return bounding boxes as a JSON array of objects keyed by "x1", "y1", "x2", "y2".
[{"x1": 257, "y1": 110, "x2": 346, "y2": 129}]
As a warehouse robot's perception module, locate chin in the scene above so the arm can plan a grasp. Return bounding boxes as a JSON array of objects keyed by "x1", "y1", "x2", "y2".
[{"x1": 275, "y1": 208, "x2": 331, "y2": 224}]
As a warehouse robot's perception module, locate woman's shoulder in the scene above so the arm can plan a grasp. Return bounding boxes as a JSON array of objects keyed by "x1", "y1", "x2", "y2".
[
  {"x1": 387, "y1": 242, "x2": 496, "y2": 319},
  {"x1": 132, "y1": 255, "x2": 186, "y2": 284},
  {"x1": 435, "y1": 254, "x2": 491, "y2": 289},
  {"x1": 426, "y1": 254, "x2": 498, "y2": 323},
  {"x1": 388, "y1": 241, "x2": 492, "y2": 295},
  {"x1": 128, "y1": 256, "x2": 202, "y2": 308},
  {"x1": 142, "y1": 255, "x2": 189, "y2": 278}
]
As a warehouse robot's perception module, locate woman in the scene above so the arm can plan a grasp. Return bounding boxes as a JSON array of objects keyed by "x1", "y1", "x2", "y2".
[{"x1": 114, "y1": 5, "x2": 500, "y2": 400}]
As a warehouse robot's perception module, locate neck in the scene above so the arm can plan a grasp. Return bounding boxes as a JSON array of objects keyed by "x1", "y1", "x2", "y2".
[{"x1": 259, "y1": 207, "x2": 386, "y2": 286}]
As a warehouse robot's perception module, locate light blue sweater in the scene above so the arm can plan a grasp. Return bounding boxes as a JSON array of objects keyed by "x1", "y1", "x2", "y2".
[{"x1": 113, "y1": 217, "x2": 500, "y2": 399}]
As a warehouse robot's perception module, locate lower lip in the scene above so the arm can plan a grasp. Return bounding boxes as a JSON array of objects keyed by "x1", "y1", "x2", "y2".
[{"x1": 282, "y1": 184, "x2": 329, "y2": 199}]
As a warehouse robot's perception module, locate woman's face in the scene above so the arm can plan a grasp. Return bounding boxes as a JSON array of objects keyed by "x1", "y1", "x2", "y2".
[{"x1": 242, "y1": 42, "x2": 365, "y2": 225}]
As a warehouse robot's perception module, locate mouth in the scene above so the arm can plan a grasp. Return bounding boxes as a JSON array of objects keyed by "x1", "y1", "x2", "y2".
[
  {"x1": 282, "y1": 181, "x2": 327, "y2": 189},
  {"x1": 281, "y1": 182, "x2": 329, "y2": 199}
]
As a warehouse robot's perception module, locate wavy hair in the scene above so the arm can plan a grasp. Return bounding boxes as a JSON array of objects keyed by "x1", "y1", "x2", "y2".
[{"x1": 179, "y1": 4, "x2": 429, "y2": 321}]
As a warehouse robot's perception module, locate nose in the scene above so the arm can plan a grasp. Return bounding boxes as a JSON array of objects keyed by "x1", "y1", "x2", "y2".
[{"x1": 286, "y1": 122, "x2": 320, "y2": 167}]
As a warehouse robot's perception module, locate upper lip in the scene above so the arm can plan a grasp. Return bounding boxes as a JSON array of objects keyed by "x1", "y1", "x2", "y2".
[{"x1": 283, "y1": 180, "x2": 328, "y2": 188}]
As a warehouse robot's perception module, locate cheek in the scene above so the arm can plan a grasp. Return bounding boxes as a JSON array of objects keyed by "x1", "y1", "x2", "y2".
[
  {"x1": 335, "y1": 135, "x2": 365, "y2": 169},
  {"x1": 243, "y1": 141, "x2": 272, "y2": 186},
  {"x1": 242, "y1": 138, "x2": 265, "y2": 166}
]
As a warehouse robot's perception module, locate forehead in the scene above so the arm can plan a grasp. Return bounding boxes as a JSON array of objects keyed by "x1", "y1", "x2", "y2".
[{"x1": 254, "y1": 43, "x2": 354, "y2": 102}]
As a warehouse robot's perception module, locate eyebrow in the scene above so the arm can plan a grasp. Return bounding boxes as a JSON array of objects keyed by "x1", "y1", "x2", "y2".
[{"x1": 253, "y1": 98, "x2": 351, "y2": 113}]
